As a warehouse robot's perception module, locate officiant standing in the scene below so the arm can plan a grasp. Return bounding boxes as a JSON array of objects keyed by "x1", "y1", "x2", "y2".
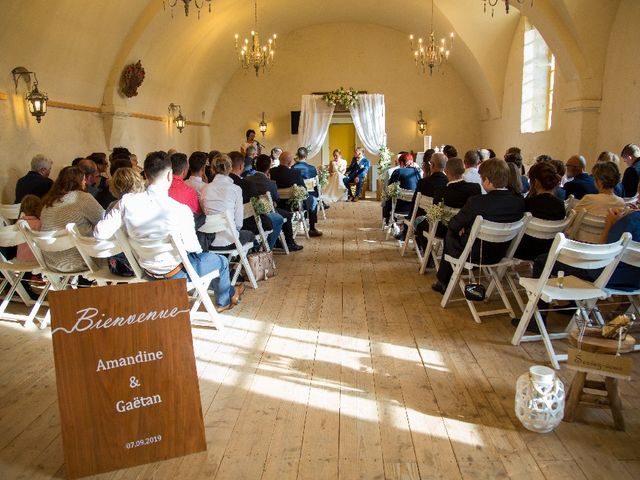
[{"x1": 343, "y1": 147, "x2": 370, "y2": 201}]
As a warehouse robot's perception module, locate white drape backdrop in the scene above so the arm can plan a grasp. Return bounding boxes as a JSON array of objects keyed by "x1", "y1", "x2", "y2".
[
  {"x1": 350, "y1": 94, "x2": 387, "y2": 155},
  {"x1": 299, "y1": 95, "x2": 335, "y2": 159}
]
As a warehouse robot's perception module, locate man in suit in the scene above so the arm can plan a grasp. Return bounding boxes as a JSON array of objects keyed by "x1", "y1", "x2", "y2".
[
  {"x1": 562, "y1": 155, "x2": 597, "y2": 199},
  {"x1": 432, "y1": 158, "x2": 525, "y2": 293},
  {"x1": 245, "y1": 154, "x2": 303, "y2": 251},
  {"x1": 343, "y1": 147, "x2": 370, "y2": 201},
  {"x1": 621, "y1": 143, "x2": 640, "y2": 197},
  {"x1": 242, "y1": 145, "x2": 258, "y2": 178},
  {"x1": 407, "y1": 152, "x2": 449, "y2": 220},
  {"x1": 270, "y1": 151, "x2": 322, "y2": 237},
  {"x1": 15, "y1": 154, "x2": 54, "y2": 202}
]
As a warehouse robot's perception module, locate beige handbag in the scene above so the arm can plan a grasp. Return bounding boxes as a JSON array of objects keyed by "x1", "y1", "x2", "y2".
[{"x1": 247, "y1": 251, "x2": 277, "y2": 281}]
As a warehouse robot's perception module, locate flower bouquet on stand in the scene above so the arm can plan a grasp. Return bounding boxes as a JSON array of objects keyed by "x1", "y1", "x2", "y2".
[
  {"x1": 317, "y1": 166, "x2": 329, "y2": 189},
  {"x1": 425, "y1": 204, "x2": 458, "y2": 226},
  {"x1": 288, "y1": 185, "x2": 309, "y2": 211},
  {"x1": 250, "y1": 196, "x2": 272, "y2": 215}
]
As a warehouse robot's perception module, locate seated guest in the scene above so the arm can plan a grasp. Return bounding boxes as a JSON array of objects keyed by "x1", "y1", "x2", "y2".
[
  {"x1": 206, "y1": 150, "x2": 222, "y2": 182},
  {"x1": 506, "y1": 162, "x2": 523, "y2": 195},
  {"x1": 382, "y1": 153, "x2": 421, "y2": 224},
  {"x1": 478, "y1": 149, "x2": 490, "y2": 163},
  {"x1": 200, "y1": 155, "x2": 255, "y2": 250},
  {"x1": 505, "y1": 151, "x2": 529, "y2": 194},
  {"x1": 621, "y1": 143, "x2": 640, "y2": 198},
  {"x1": 432, "y1": 159, "x2": 526, "y2": 294},
  {"x1": 573, "y1": 160, "x2": 624, "y2": 243},
  {"x1": 87, "y1": 152, "x2": 109, "y2": 191},
  {"x1": 535, "y1": 154, "x2": 553, "y2": 163},
  {"x1": 292, "y1": 147, "x2": 320, "y2": 210},
  {"x1": 443, "y1": 145, "x2": 458, "y2": 159},
  {"x1": 15, "y1": 154, "x2": 54, "y2": 202},
  {"x1": 548, "y1": 159, "x2": 567, "y2": 200},
  {"x1": 94, "y1": 152, "x2": 243, "y2": 313},
  {"x1": 415, "y1": 157, "x2": 480, "y2": 253},
  {"x1": 597, "y1": 151, "x2": 625, "y2": 197},
  {"x1": 40, "y1": 166, "x2": 104, "y2": 272},
  {"x1": 270, "y1": 147, "x2": 282, "y2": 168},
  {"x1": 242, "y1": 146, "x2": 258, "y2": 178},
  {"x1": 271, "y1": 151, "x2": 322, "y2": 237},
  {"x1": 185, "y1": 152, "x2": 208, "y2": 195},
  {"x1": 562, "y1": 155, "x2": 597, "y2": 199},
  {"x1": 462, "y1": 150, "x2": 484, "y2": 193},
  {"x1": 110, "y1": 146, "x2": 131, "y2": 162},
  {"x1": 168, "y1": 153, "x2": 201, "y2": 215},
  {"x1": 514, "y1": 162, "x2": 566, "y2": 260},
  {"x1": 95, "y1": 157, "x2": 134, "y2": 208},
  {"x1": 15, "y1": 195, "x2": 43, "y2": 299},
  {"x1": 77, "y1": 158, "x2": 100, "y2": 197}
]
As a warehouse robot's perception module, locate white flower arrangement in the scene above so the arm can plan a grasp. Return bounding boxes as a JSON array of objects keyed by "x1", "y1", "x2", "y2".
[
  {"x1": 322, "y1": 87, "x2": 359, "y2": 108},
  {"x1": 377, "y1": 145, "x2": 393, "y2": 176},
  {"x1": 425, "y1": 204, "x2": 458, "y2": 226},
  {"x1": 288, "y1": 185, "x2": 309, "y2": 210},
  {"x1": 250, "y1": 196, "x2": 271, "y2": 215},
  {"x1": 317, "y1": 166, "x2": 329, "y2": 188},
  {"x1": 385, "y1": 181, "x2": 401, "y2": 201}
]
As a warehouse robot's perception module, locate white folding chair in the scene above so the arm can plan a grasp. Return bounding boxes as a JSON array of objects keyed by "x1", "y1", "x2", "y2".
[
  {"x1": 17, "y1": 220, "x2": 92, "y2": 329},
  {"x1": 499, "y1": 211, "x2": 577, "y2": 311},
  {"x1": 567, "y1": 209, "x2": 606, "y2": 242},
  {"x1": 278, "y1": 187, "x2": 309, "y2": 239},
  {"x1": 198, "y1": 210, "x2": 258, "y2": 289},
  {"x1": 244, "y1": 202, "x2": 271, "y2": 253},
  {"x1": 419, "y1": 206, "x2": 460, "y2": 274},
  {"x1": 385, "y1": 188, "x2": 414, "y2": 240},
  {"x1": 0, "y1": 204, "x2": 21, "y2": 226},
  {"x1": 401, "y1": 193, "x2": 432, "y2": 261},
  {"x1": 623, "y1": 194, "x2": 638, "y2": 205},
  {"x1": 0, "y1": 224, "x2": 43, "y2": 327},
  {"x1": 67, "y1": 224, "x2": 145, "y2": 285},
  {"x1": 511, "y1": 232, "x2": 631, "y2": 369},
  {"x1": 305, "y1": 177, "x2": 326, "y2": 220},
  {"x1": 264, "y1": 192, "x2": 289, "y2": 254},
  {"x1": 440, "y1": 214, "x2": 530, "y2": 324}
]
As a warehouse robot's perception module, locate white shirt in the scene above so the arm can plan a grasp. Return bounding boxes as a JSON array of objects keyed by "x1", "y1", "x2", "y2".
[
  {"x1": 185, "y1": 175, "x2": 206, "y2": 195},
  {"x1": 200, "y1": 174, "x2": 243, "y2": 247},
  {"x1": 93, "y1": 184, "x2": 201, "y2": 275},
  {"x1": 463, "y1": 167, "x2": 486, "y2": 193}
]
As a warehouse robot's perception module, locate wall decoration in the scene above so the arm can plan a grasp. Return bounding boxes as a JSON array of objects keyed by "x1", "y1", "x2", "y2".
[{"x1": 120, "y1": 60, "x2": 146, "y2": 98}]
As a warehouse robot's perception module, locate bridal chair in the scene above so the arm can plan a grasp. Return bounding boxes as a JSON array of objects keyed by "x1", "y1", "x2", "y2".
[
  {"x1": 0, "y1": 224, "x2": 43, "y2": 327},
  {"x1": 419, "y1": 207, "x2": 460, "y2": 274},
  {"x1": 263, "y1": 192, "x2": 289, "y2": 254},
  {"x1": 17, "y1": 220, "x2": 92, "y2": 329},
  {"x1": 277, "y1": 187, "x2": 309, "y2": 239},
  {"x1": 567, "y1": 209, "x2": 606, "y2": 241},
  {"x1": 0, "y1": 203, "x2": 20, "y2": 226},
  {"x1": 125, "y1": 233, "x2": 224, "y2": 332},
  {"x1": 400, "y1": 193, "x2": 432, "y2": 261},
  {"x1": 198, "y1": 210, "x2": 258, "y2": 289},
  {"x1": 385, "y1": 187, "x2": 415, "y2": 240},
  {"x1": 67, "y1": 224, "x2": 145, "y2": 285},
  {"x1": 304, "y1": 177, "x2": 326, "y2": 220},
  {"x1": 511, "y1": 232, "x2": 631, "y2": 369},
  {"x1": 497, "y1": 211, "x2": 577, "y2": 311},
  {"x1": 440, "y1": 214, "x2": 530, "y2": 324},
  {"x1": 244, "y1": 202, "x2": 271, "y2": 253}
]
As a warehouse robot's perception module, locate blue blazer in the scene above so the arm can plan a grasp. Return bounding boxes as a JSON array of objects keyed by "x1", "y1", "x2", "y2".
[
  {"x1": 346, "y1": 157, "x2": 370, "y2": 180},
  {"x1": 292, "y1": 161, "x2": 318, "y2": 180},
  {"x1": 562, "y1": 173, "x2": 597, "y2": 200},
  {"x1": 389, "y1": 167, "x2": 421, "y2": 191}
]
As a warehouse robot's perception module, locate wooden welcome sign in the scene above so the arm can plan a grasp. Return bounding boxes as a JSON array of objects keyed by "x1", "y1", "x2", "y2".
[{"x1": 49, "y1": 280, "x2": 206, "y2": 479}]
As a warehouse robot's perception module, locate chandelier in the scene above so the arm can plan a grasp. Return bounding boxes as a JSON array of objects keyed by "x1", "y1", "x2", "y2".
[
  {"x1": 234, "y1": 0, "x2": 277, "y2": 77},
  {"x1": 410, "y1": 0, "x2": 454, "y2": 76},
  {"x1": 483, "y1": 0, "x2": 533, "y2": 16},
  {"x1": 164, "y1": 0, "x2": 212, "y2": 19}
]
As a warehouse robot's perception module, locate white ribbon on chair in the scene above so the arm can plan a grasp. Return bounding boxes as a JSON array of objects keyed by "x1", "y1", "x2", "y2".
[
  {"x1": 299, "y1": 95, "x2": 335, "y2": 159},
  {"x1": 350, "y1": 94, "x2": 387, "y2": 155}
]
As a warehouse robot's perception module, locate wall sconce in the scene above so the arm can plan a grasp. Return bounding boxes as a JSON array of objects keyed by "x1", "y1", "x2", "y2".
[
  {"x1": 259, "y1": 112, "x2": 267, "y2": 137},
  {"x1": 417, "y1": 110, "x2": 427, "y2": 135},
  {"x1": 11, "y1": 66, "x2": 48, "y2": 123},
  {"x1": 168, "y1": 103, "x2": 186, "y2": 133}
]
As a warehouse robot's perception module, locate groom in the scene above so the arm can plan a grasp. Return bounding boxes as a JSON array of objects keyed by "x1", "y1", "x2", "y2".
[{"x1": 343, "y1": 147, "x2": 370, "y2": 201}]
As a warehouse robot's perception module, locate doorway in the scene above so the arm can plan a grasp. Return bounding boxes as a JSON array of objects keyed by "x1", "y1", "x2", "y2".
[{"x1": 328, "y1": 123, "x2": 356, "y2": 162}]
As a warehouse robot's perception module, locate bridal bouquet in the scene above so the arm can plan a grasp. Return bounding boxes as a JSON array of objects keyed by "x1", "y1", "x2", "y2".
[
  {"x1": 322, "y1": 87, "x2": 359, "y2": 108},
  {"x1": 425, "y1": 204, "x2": 458, "y2": 226},
  {"x1": 250, "y1": 196, "x2": 272, "y2": 215},
  {"x1": 377, "y1": 145, "x2": 393, "y2": 176},
  {"x1": 317, "y1": 166, "x2": 329, "y2": 188},
  {"x1": 289, "y1": 185, "x2": 309, "y2": 210}
]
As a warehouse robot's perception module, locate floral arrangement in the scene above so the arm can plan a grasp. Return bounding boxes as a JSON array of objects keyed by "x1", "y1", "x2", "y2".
[
  {"x1": 377, "y1": 145, "x2": 393, "y2": 176},
  {"x1": 250, "y1": 196, "x2": 272, "y2": 215},
  {"x1": 120, "y1": 60, "x2": 145, "y2": 98},
  {"x1": 425, "y1": 204, "x2": 458, "y2": 226},
  {"x1": 317, "y1": 166, "x2": 329, "y2": 188},
  {"x1": 322, "y1": 87, "x2": 359, "y2": 109},
  {"x1": 385, "y1": 182, "x2": 401, "y2": 200},
  {"x1": 288, "y1": 185, "x2": 309, "y2": 210}
]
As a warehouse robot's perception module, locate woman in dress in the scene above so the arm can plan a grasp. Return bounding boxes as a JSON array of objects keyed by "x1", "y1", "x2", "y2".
[{"x1": 323, "y1": 149, "x2": 348, "y2": 202}]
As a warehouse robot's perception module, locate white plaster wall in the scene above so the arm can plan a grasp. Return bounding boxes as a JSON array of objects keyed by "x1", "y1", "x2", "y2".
[{"x1": 210, "y1": 23, "x2": 482, "y2": 164}]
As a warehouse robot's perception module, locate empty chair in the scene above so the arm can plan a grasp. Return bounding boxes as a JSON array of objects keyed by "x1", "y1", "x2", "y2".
[
  {"x1": 385, "y1": 187, "x2": 415, "y2": 240},
  {"x1": 304, "y1": 177, "x2": 326, "y2": 220},
  {"x1": 0, "y1": 204, "x2": 21, "y2": 226}
]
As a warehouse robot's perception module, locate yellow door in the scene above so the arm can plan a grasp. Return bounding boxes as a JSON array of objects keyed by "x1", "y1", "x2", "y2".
[{"x1": 328, "y1": 123, "x2": 356, "y2": 162}]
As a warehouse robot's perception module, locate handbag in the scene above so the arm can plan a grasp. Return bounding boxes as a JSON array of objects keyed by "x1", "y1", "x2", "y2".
[{"x1": 247, "y1": 250, "x2": 277, "y2": 281}]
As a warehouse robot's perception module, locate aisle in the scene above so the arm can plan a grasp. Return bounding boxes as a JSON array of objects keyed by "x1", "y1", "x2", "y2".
[{"x1": 1, "y1": 200, "x2": 640, "y2": 479}]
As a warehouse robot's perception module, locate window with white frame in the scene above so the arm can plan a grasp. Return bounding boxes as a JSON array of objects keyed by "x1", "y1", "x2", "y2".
[{"x1": 521, "y1": 20, "x2": 555, "y2": 133}]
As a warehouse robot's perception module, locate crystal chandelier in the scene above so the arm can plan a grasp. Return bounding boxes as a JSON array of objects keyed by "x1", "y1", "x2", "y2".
[
  {"x1": 234, "y1": 0, "x2": 277, "y2": 77},
  {"x1": 483, "y1": 0, "x2": 533, "y2": 16},
  {"x1": 164, "y1": 0, "x2": 212, "y2": 19},
  {"x1": 410, "y1": 0, "x2": 453, "y2": 76}
]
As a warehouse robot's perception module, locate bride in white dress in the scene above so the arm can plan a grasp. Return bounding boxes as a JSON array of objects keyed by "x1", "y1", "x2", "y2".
[{"x1": 323, "y1": 149, "x2": 348, "y2": 202}]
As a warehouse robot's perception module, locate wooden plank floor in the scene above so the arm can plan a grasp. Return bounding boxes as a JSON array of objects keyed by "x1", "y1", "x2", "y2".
[{"x1": 1, "y1": 200, "x2": 640, "y2": 479}]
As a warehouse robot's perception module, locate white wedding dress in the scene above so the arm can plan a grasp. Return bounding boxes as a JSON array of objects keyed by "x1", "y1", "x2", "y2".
[{"x1": 323, "y1": 158, "x2": 348, "y2": 202}]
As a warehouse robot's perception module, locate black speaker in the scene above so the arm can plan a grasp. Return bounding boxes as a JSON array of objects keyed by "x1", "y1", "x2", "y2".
[{"x1": 291, "y1": 111, "x2": 301, "y2": 135}]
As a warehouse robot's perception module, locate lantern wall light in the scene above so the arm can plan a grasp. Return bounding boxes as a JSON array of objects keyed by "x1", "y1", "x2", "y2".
[
  {"x1": 11, "y1": 66, "x2": 48, "y2": 124},
  {"x1": 259, "y1": 112, "x2": 267, "y2": 136},
  {"x1": 417, "y1": 110, "x2": 427, "y2": 135},
  {"x1": 168, "y1": 103, "x2": 186, "y2": 133}
]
